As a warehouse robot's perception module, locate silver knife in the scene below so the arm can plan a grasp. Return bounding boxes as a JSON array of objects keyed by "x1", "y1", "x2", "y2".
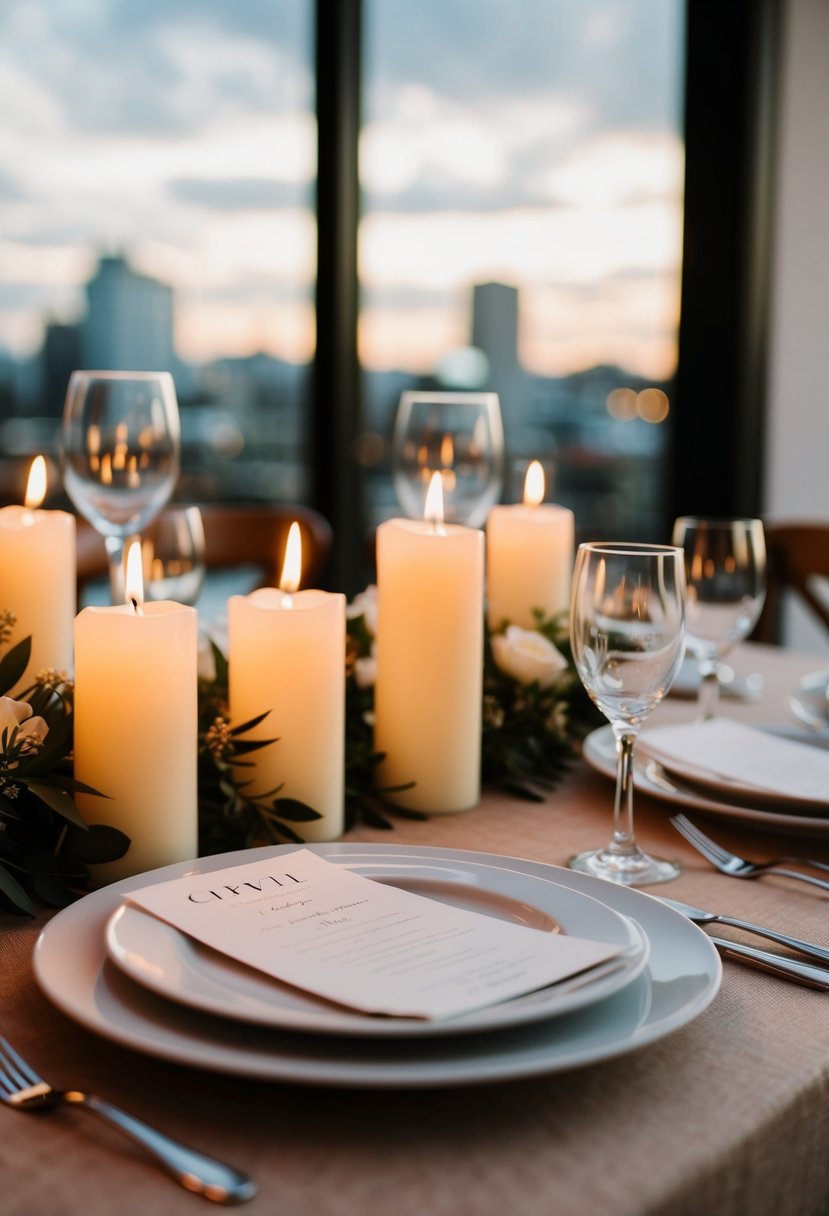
[
  {"x1": 657, "y1": 896, "x2": 829, "y2": 965},
  {"x1": 708, "y1": 936, "x2": 829, "y2": 990}
]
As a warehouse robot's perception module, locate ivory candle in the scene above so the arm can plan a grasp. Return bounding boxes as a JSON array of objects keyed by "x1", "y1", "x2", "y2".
[
  {"x1": 228, "y1": 524, "x2": 345, "y2": 841},
  {"x1": 0, "y1": 457, "x2": 75, "y2": 691},
  {"x1": 375, "y1": 473, "x2": 484, "y2": 813},
  {"x1": 74, "y1": 543, "x2": 198, "y2": 882},
  {"x1": 486, "y1": 461, "x2": 574, "y2": 630}
]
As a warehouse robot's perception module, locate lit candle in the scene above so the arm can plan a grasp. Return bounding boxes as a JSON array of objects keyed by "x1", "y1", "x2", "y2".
[
  {"x1": 0, "y1": 456, "x2": 76, "y2": 693},
  {"x1": 486, "y1": 461, "x2": 575, "y2": 630},
  {"x1": 375, "y1": 473, "x2": 484, "y2": 813},
  {"x1": 74, "y1": 541, "x2": 198, "y2": 882},
  {"x1": 228, "y1": 523, "x2": 346, "y2": 840}
]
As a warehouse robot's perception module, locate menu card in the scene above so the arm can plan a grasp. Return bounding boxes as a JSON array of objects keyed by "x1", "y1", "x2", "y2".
[
  {"x1": 126, "y1": 850, "x2": 626, "y2": 1021},
  {"x1": 640, "y1": 719, "x2": 829, "y2": 802}
]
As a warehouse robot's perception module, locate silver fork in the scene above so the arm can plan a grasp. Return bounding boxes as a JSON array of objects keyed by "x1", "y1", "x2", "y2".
[
  {"x1": 0, "y1": 1037, "x2": 256, "y2": 1205},
  {"x1": 670, "y1": 814, "x2": 829, "y2": 891}
]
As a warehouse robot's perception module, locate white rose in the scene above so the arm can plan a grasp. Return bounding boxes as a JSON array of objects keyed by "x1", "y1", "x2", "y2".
[
  {"x1": 491, "y1": 626, "x2": 568, "y2": 689},
  {"x1": 346, "y1": 585, "x2": 378, "y2": 637},
  {"x1": 354, "y1": 654, "x2": 377, "y2": 689},
  {"x1": 0, "y1": 695, "x2": 49, "y2": 754}
]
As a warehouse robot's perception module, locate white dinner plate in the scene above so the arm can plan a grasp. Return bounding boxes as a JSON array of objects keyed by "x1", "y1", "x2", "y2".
[
  {"x1": 34, "y1": 844, "x2": 720, "y2": 1089},
  {"x1": 104, "y1": 861, "x2": 648, "y2": 1038},
  {"x1": 584, "y1": 724, "x2": 829, "y2": 836}
]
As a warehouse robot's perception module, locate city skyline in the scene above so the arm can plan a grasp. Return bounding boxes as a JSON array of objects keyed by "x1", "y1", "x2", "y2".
[{"x1": 0, "y1": 1, "x2": 684, "y2": 382}]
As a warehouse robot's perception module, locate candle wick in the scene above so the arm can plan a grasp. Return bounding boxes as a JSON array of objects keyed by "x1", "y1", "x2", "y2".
[
  {"x1": 430, "y1": 519, "x2": 446, "y2": 537},
  {"x1": 130, "y1": 596, "x2": 144, "y2": 616},
  {"x1": 281, "y1": 592, "x2": 294, "y2": 609}
]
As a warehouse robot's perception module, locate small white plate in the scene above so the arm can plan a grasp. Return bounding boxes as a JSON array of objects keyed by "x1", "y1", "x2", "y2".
[
  {"x1": 104, "y1": 862, "x2": 648, "y2": 1038},
  {"x1": 789, "y1": 669, "x2": 829, "y2": 732},
  {"x1": 584, "y1": 724, "x2": 829, "y2": 836},
  {"x1": 668, "y1": 656, "x2": 763, "y2": 702},
  {"x1": 34, "y1": 844, "x2": 721, "y2": 1089}
]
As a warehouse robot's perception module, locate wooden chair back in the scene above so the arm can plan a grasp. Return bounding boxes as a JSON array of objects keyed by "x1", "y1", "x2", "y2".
[
  {"x1": 753, "y1": 522, "x2": 829, "y2": 643},
  {"x1": 76, "y1": 503, "x2": 334, "y2": 598}
]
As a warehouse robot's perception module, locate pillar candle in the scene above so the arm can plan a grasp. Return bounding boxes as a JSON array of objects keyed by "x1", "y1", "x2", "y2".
[
  {"x1": 0, "y1": 457, "x2": 75, "y2": 691},
  {"x1": 375, "y1": 474, "x2": 484, "y2": 813},
  {"x1": 486, "y1": 461, "x2": 574, "y2": 630},
  {"x1": 228, "y1": 525, "x2": 345, "y2": 841},
  {"x1": 74, "y1": 545, "x2": 198, "y2": 882}
]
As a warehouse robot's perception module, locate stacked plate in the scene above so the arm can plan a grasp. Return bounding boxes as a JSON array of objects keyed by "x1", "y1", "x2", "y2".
[
  {"x1": 584, "y1": 721, "x2": 829, "y2": 838},
  {"x1": 34, "y1": 844, "x2": 721, "y2": 1088}
]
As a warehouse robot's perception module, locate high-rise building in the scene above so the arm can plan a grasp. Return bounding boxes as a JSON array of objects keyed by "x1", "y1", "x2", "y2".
[
  {"x1": 81, "y1": 255, "x2": 174, "y2": 373},
  {"x1": 470, "y1": 280, "x2": 530, "y2": 434}
]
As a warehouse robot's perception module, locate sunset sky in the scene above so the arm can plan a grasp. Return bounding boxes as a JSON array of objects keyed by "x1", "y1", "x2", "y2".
[{"x1": 0, "y1": 0, "x2": 684, "y2": 381}]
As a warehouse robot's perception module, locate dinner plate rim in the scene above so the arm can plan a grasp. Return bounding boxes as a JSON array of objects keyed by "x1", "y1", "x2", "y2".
[
  {"x1": 103, "y1": 861, "x2": 649, "y2": 1038},
  {"x1": 34, "y1": 843, "x2": 721, "y2": 1089},
  {"x1": 583, "y1": 723, "x2": 829, "y2": 835}
]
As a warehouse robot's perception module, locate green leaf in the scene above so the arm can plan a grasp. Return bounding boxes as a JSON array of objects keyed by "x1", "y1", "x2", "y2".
[
  {"x1": 63, "y1": 823, "x2": 131, "y2": 863},
  {"x1": 272, "y1": 798, "x2": 322, "y2": 822},
  {"x1": 0, "y1": 861, "x2": 34, "y2": 916},
  {"x1": 29, "y1": 870, "x2": 81, "y2": 907},
  {"x1": 229, "y1": 711, "x2": 271, "y2": 736},
  {"x1": 0, "y1": 637, "x2": 31, "y2": 695},
  {"x1": 25, "y1": 782, "x2": 88, "y2": 828}
]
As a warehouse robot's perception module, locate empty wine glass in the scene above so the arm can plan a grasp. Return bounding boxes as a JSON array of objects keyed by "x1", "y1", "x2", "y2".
[
  {"x1": 672, "y1": 517, "x2": 766, "y2": 719},
  {"x1": 570, "y1": 542, "x2": 686, "y2": 885},
  {"x1": 391, "y1": 391, "x2": 504, "y2": 526},
  {"x1": 60, "y1": 371, "x2": 180, "y2": 603},
  {"x1": 141, "y1": 506, "x2": 206, "y2": 606}
]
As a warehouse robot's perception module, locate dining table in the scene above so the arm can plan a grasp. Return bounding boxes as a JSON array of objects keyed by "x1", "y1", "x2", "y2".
[{"x1": 2, "y1": 640, "x2": 829, "y2": 1216}]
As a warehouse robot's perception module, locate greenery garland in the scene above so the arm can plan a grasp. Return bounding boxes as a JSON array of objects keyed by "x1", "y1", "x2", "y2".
[{"x1": 0, "y1": 596, "x2": 601, "y2": 916}]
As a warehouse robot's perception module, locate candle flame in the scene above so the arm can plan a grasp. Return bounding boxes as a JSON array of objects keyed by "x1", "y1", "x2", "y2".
[
  {"x1": 125, "y1": 541, "x2": 144, "y2": 613},
  {"x1": 440, "y1": 434, "x2": 454, "y2": 466},
  {"x1": 424, "y1": 470, "x2": 445, "y2": 528},
  {"x1": 523, "y1": 461, "x2": 545, "y2": 506},
  {"x1": 279, "y1": 522, "x2": 302, "y2": 594},
  {"x1": 25, "y1": 456, "x2": 47, "y2": 510}
]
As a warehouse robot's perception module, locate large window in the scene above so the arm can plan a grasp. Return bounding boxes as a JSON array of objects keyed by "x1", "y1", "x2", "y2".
[
  {"x1": 0, "y1": 1, "x2": 687, "y2": 559},
  {"x1": 359, "y1": 0, "x2": 686, "y2": 541},
  {"x1": 0, "y1": 1, "x2": 314, "y2": 504}
]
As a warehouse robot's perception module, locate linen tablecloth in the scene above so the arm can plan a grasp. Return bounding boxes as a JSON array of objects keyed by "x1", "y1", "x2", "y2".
[{"x1": 2, "y1": 643, "x2": 829, "y2": 1216}]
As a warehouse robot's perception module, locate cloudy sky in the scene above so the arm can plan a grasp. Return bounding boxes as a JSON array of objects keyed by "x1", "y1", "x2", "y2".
[{"x1": 0, "y1": 0, "x2": 684, "y2": 379}]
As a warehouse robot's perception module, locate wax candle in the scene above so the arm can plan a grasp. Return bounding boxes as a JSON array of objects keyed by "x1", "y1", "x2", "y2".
[
  {"x1": 74, "y1": 543, "x2": 198, "y2": 882},
  {"x1": 486, "y1": 461, "x2": 575, "y2": 630},
  {"x1": 375, "y1": 474, "x2": 484, "y2": 813},
  {"x1": 228, "y1": 523, "x2": 345, "y2": 841},
  {"x1": 0, "y1": 457, "x2": 75, "y2": 691}
]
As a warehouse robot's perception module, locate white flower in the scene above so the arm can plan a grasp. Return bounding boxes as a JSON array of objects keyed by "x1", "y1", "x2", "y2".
[
  {"x1": 346, "y1": 585, "x2": 378, "y2": 636},
  {"x1": 354, "y1": 652, "x2": 377, "y2": 689},
  {"x1": 0, "y1": 695, "x2": 49, "y2": 755},
  {"x1": 491, "y1": 626, "x2": 568, "y2": 689}
]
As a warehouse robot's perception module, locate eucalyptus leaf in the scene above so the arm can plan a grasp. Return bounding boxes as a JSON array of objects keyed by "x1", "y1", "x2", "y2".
[
  {"x1": 0, "y1": 637, "x2": 31, "y2": 695},
  {"x1": 0, "y1": 860, "x2": 34, "y2": 916},
  {"x1": 63, "y1": 823, "x2": 131, "y2": 863},
  {"x1": 26, "y1": 782, "x2": 87, "y2": 828}
]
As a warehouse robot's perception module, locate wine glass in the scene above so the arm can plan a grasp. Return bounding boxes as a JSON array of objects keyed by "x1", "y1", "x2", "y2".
[
  {"x1": 672, "y1": 517, "x2": 766, "y2": 719},
  {"x1": 60, "y1": 371, "x2": 181, "y2": 603},
  {"x1": 569, "y1": 542, "x2": 686, "y2": 885},
  {"x1": 390, "y1": 391, "x2": 504, "y2": 526},
  {"x1": 141, "y1": 506, "x2": 206, "y2": 606}
]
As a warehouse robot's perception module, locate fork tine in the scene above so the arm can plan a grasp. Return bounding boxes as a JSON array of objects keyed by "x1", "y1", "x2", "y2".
[
  {"x1": 670, "y1": 815, "x2": 731, "y2": 865},
  {"x1": 0, "y1": 1037, "x2": 42, "y2": 1090}
]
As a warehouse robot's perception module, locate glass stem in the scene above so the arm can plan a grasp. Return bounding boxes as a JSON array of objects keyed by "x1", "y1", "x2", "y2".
[
  {"x1": 697, "y1": 660, "x2": 720, "y2": 720},
  {"x1": 104, "y1": 535, "x2": 125, "y2": 605},
  {"x1": 610, "y1": 727, "x2": 638, "y2": 857}
]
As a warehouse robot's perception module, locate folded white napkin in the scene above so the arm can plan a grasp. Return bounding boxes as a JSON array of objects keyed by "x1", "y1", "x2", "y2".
[{"x1": 639, "y1": 719, "x2": 829, "y2": 804}]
